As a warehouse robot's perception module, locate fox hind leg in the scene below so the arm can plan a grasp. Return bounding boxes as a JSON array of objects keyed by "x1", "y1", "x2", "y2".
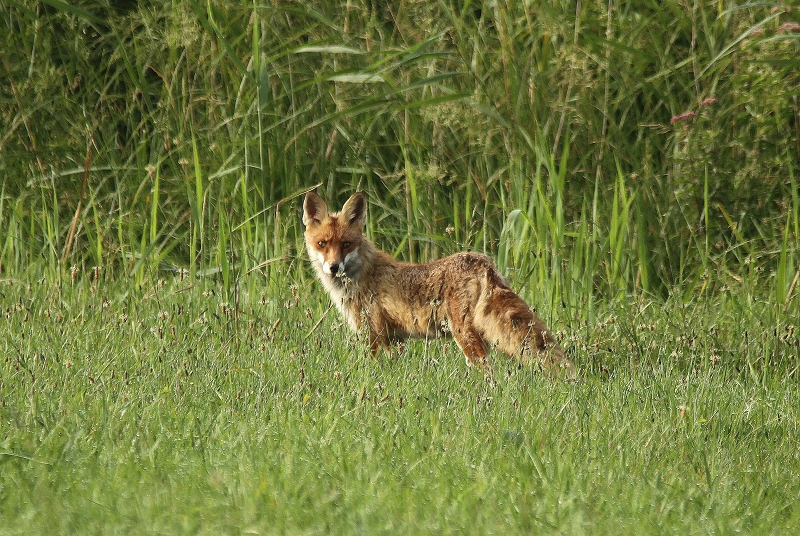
[
  {"x1": 452, "y1": 326, "x2": 488, "y2": 369},
  {"x1": 446, "y1": 302, "x2": 489, "y2": 369}
]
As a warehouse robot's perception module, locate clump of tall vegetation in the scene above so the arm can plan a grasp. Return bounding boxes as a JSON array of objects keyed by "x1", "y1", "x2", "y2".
[
  {"x1": 2, "y1": 4, "x2": 800, "y2": 532},
  {"x1": 1, "y1": 0, "x2": 798, "y2": 307}
]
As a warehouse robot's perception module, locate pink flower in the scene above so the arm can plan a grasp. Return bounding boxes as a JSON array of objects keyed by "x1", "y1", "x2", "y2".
[
  {"x1": 701, "y1": 97, "x2": 717, "y2": 106},
  {"x1": 670, "y1": 111, "x2": 697, "y2": 125},
  {"x1": 778, "y1": 22, "x2": 800, "y2": 33}
]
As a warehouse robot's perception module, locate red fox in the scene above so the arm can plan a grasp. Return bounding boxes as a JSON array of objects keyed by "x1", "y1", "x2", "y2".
[{"x1": 302, "y1": 191, "x2": 576, "y2": 377}]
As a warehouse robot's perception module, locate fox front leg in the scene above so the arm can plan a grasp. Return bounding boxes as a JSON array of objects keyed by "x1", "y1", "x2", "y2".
[{"x1": 366, "y1": 324, "x2": 392, "y2": 357}]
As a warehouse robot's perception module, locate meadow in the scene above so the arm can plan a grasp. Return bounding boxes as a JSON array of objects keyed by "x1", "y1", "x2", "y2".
[
  {"x1": 1, "y1": 0, "x2": 799, "y2": 533},
  {"x1": 1, "y1": 271, "x2": 799, "y2": 534}
]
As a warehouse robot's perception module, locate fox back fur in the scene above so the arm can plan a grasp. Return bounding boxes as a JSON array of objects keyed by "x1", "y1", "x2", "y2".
[{"x1": 303, "y1": 191, "x2": 575, "y2": 377}]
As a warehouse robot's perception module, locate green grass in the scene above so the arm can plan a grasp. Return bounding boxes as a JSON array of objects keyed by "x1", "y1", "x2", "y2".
[
  {"x1": 1, "y1": 272, "x2": 799, "y2": 534},
  {"x1": 2, "y1": 0, "x2": 798, "y2": 296},
  {"x1": 1, "y1": 0, "x2": 800, "y2": 533}
]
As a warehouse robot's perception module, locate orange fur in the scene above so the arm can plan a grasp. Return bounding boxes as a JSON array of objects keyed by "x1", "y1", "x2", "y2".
[{"x1": 303, "y1": 191, "x2": 576, "y2": 377}]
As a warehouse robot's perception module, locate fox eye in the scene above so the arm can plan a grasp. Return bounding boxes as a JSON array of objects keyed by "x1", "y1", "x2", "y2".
[
  {"x1": 317, "y1": 241, "x2": 327, "y2": 248},
  {"x1": 342, "y1": 241, "x2": 351, "y2": 249}
]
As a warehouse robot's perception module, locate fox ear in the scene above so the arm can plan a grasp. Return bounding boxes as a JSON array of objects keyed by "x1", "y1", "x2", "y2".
[
  {"x1": 303, "y1": 191, "x2": 328, "y2": 227},
  {"x1": 340, "y1": 192, "x2": 367, "y2": 228}
]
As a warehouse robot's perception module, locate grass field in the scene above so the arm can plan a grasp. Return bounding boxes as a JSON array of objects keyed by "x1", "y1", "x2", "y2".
[
  {"x1": 2, "y1": 268, "x2": 799, "y2": 534},
  {"x1": 1, "y1": 0, "x2": 800, "y2": 533}
]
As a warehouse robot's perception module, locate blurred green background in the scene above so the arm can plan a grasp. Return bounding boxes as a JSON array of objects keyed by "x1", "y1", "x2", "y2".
[{"x1": 1, "y1": 0, "x2": 798, "y2": 306}]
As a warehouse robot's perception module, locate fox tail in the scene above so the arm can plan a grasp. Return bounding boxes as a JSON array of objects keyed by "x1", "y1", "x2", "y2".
[{"x1": 474, "y1": 271, "x2": 575, "y2": 377}]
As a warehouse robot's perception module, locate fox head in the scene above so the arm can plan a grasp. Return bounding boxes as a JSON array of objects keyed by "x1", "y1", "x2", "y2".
[{"x1": 303, "y1": 191, "x2": 367, "y2": 283}]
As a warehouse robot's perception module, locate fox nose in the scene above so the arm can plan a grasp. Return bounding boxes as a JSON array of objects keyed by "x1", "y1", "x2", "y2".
[{"x1": 330, "y1": 263, "x2": 343, "y2": 275}]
